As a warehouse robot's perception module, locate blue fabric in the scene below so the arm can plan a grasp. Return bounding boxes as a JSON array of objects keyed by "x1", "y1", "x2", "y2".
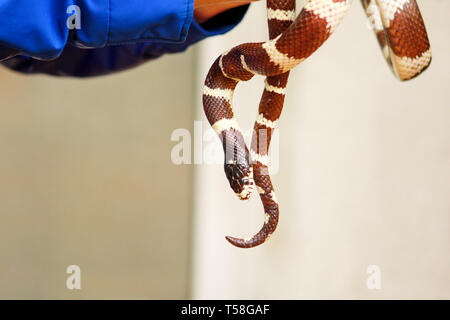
[
  {"x1": 0, "y1": 0, "x2": 195, "y2": 59},
  {"x1": 0, "y1": 2, "x2": 248, "y2": 77}
]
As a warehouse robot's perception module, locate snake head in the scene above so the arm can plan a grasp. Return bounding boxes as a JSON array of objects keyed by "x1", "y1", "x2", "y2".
[{"x1": 224, "y1": 162, "x2": 254, "y2": 200}]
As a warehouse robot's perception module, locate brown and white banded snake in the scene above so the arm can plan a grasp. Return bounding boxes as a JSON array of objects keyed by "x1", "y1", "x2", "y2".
[{"x1": 202, "y1": 0, "x2": 431, "y2": 248}]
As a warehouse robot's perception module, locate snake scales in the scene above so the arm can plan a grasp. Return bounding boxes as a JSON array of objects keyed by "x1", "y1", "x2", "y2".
[{"x1": 202, "y1": 0, "x2": 431, "y2": 248}]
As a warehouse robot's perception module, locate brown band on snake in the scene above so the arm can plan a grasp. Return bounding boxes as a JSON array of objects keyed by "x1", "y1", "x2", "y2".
[
  {"x1": 362, "y1": 0, "x2": 431, "y2": 80},
  {"x1": 387, "y1": 0, "x2": 430, "y2": 58}
]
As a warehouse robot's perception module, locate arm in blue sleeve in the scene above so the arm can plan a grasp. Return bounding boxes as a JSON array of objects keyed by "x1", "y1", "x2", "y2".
[
  {"x1": 1, "y1": 5, "x2": 249, "y2": 77},
  {"x1": 0, "y1": 0, "x2": 195, "y2": 59}
]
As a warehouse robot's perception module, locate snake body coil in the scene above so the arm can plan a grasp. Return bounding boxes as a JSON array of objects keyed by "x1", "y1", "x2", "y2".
[{"x1": 203, "y1": 0, "x2": 431, "y2": 248}]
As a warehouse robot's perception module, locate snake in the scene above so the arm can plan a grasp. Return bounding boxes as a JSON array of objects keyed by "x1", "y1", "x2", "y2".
[{"x1": 203, "y1": 0, "x2": 431, "y2": 248}]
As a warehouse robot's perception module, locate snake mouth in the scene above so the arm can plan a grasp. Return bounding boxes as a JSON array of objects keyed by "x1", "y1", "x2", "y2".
[
  {"x1": 224, "y1": 163, "x2": 254, "y2": 200},
  {"x1": 237, "y1": 182, "x2": 253, "y2": 200}
]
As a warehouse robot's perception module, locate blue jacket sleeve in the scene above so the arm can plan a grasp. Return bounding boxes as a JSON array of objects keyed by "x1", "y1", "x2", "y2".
[{"x1": 0, "y1": 3, "x2": 249, "y2": 77}]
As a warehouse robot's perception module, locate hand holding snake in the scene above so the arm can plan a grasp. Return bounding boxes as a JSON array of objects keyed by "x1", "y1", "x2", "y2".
[{"x1": 202, "y1": 0, "x2": 431, "y2": 248}]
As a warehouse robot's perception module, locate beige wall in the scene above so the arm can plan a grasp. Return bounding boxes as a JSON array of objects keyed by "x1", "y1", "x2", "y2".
[
  {"x1": 0, "y1": 50, "x2": 195, "y2": 299},
  {"x1": 192, "y1": 1, "x2": 450, "y2": 299}
]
